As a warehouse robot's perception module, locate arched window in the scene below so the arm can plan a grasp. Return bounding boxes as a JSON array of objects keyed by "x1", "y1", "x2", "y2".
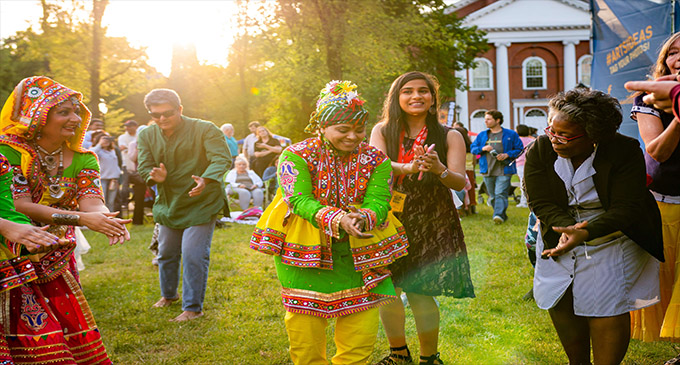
[
  {"x1": 578, "y1": 55, "x2": 592, "y2": 87},
  {"x1": 470, "y1": 109, "x2": 488, "y2": 135},
  {"x1": 470, "y1": 58, "x2": 493, "y2": 90},
  {"x1": 522, "y1": 57, "x2": 547, "y2": 90}
]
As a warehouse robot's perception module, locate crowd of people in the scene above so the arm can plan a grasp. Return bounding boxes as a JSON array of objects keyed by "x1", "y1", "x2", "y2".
[{"x1": 0, "y1": 31, "x2": 679, "y2": 364}]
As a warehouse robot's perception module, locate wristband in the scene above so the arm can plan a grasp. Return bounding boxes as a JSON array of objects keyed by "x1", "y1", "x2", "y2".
[{"x1": 51, "y1": 213, "x2": 80, "y2": 226}]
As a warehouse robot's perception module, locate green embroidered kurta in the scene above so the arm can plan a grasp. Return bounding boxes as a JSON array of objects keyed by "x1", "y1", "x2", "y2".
[
  {"x1": 137, "y1": 116, "x2": 231, "y2": 229},
  {"x1": 251, "y1": 138, "x2": 409, "y2": 318},
  {"x1": 0, "y1": 152, "x2": 38, "y2": 293}
]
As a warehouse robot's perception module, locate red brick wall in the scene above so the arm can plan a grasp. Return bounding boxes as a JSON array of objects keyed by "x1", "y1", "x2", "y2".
[
  {"x1": 466, "y1": 40, "x2": 591, "y2": 126},
  {"x1": 509, "y1": 42, "x2": 562, "y2": 101}
]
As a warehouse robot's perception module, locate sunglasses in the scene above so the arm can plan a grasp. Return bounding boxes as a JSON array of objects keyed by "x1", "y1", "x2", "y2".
[
  {"x1": 544, "y1": 126, "x2": 585, "y2": 144},
  {"x1": 148, "y1": 109, "x2": 177, "y2": 119}
]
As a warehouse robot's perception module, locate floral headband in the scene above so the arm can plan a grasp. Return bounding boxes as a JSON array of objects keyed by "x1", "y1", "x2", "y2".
[{"x1": 305, "y1": 80, "x2": 369, "y2": 133}]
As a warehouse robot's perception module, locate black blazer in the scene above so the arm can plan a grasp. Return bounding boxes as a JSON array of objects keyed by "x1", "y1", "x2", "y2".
[{"x1": 524, "y1": 133, "x2": 664, "y2": 262}]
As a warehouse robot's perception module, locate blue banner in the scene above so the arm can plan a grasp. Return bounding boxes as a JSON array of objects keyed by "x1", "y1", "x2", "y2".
[{"x1": 590, "y1": 0, "x2": 674, "y2": 139}]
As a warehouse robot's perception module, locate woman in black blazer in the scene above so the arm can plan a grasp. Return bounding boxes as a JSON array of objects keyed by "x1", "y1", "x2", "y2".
[{"x1": 525, "y1": 88, "x2": 663, "y2": 364}]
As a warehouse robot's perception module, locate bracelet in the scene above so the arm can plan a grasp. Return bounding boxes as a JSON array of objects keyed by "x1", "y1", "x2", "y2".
[
  {"x1": 315, "y1": 206, "x2": 347, "y2": 239},
  {"x1": 51, "y1": 213, "x2": 80, "y2": 226},
  {"x1": 331, "y1": 211, "x2": 347, "y2": 238}
]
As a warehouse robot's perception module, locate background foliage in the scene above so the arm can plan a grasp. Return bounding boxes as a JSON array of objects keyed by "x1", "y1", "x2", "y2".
[{"x1": 0, "y1": 0, "x2": 487, "y2": 140}]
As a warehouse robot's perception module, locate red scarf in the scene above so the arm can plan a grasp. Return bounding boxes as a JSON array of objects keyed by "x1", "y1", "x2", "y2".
[{"x1": 396, "y1": 126, "x2": 427, "y2": 184}]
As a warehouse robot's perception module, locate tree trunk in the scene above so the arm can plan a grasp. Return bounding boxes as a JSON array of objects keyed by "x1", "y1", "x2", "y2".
[
  {"x1": 236, "y1": 0, "x2": 251, "y2": 122},
  {"x1": 89, "y1": 0, "x2": 108, "y2": 118},
  {"x1": 311, "y1": 0, "x2": 345, "y2": 80},
  {"x1": 39, "y1": 0, "x2": 52, "y2": 74}
]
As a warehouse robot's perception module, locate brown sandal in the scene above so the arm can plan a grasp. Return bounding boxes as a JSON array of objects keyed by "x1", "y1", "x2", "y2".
[{"x1": 375, "y1": 345, "x2": 413, "y2": 364}]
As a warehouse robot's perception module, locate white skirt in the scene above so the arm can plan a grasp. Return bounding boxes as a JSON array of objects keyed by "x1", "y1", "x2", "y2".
[{"x1": 534, "y1": 231, "x2": 660, "y2": 317}]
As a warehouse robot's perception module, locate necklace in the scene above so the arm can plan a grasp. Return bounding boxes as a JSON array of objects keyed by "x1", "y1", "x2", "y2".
[
  {"x1": 34, "y1": 144, "x2": 62, "y2": 171},
  {"x1": 33, "y1": 143, "x2": 64, "y2": 199}
]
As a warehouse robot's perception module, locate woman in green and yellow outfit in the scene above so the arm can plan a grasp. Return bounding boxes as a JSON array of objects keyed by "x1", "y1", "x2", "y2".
[
  {"x1": 250, "y1": 81, "x2": 409, "y2": 364},
  {"x1": 0, "y1": 76, "x2": 131, "y2": 364}
]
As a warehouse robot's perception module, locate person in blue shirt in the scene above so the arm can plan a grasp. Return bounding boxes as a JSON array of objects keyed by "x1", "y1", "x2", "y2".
[
  {"x1": 470, "y1": 110, "x2": 523, "y2": 224},
  {"x1": 220, "y1": 123, "x2": 239, "y2": 158}
]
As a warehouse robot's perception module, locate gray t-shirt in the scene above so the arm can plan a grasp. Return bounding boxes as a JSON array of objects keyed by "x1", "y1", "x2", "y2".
[{"x1": 486, "y1": 130, "x2": 504, "y2": 176}]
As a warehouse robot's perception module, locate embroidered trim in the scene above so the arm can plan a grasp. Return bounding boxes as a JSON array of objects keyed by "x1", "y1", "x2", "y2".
[
  {"x1": 19, "y1": 285, "x2": 48, "y2": 332},
  {"x1": 351, "y1": 225, "x2": 409, "y2": 271},
  {"x1": 287, "y1": 138, "x2": 387, "y2": 209},
  {"x1": 62, "y1": 270, "x2": 96, "y2": 328},
  {"x1": 315, "y1": 206, "x2": 346, "y2": 239},
  {"x1": 281, "y1": 286, "x2": 396, "y2": 318},
  {"x1": 251, "y1": 226, "x2": 408, "y2": 271},
  {"x1": 362, "y1": 268, "x2": 391, "y2": 291},
  {"x1": 0, "y1": 257, "x2": 37, "y2": 293}
]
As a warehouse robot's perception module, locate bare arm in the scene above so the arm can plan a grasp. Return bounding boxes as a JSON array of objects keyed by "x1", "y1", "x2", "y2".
[
  {"x1": 13, "y1": 196, "x2": 130, "y2": 245},
  {"x1": 636, "y1": 112, "x2": 680, "y2": 163},
  {"x1": 442, "y1": 129, "x2": 467, "y2": 190},
  {"x1": 369, "y1": 122, "x2": 418, "y2": 175}
]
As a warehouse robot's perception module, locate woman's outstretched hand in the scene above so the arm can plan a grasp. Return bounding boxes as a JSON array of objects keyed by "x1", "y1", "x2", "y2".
[
  {"x1": 79, "y1": 211, "x2": 131, "y2": 245},
  {"x1": 541, "y1": 221, "x2": 589, "y2": 258},
  {"x1": 1, "y1": 222, "x2": 67, "y2": 253},
  {"x1": 625, "y1": 74, "x2": 680, "y2": 114}
]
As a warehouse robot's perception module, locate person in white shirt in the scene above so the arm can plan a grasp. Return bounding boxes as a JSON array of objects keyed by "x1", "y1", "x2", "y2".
[
  {"x1": 117, "y1": 120, "x2": 139, "y2": 216},
  {"x1": 92, "y1": 134, "x2": 122, "y2": 212},
  {"x1": 225, "y1": 156, "x2": 264, "y2": 210},
  {"x1": 242, "y1": 121, "x2": 261, "y2": 165}
]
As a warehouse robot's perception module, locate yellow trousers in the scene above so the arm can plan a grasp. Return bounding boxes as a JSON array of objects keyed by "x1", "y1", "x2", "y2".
[
  {"x1": 631, "y1": 201, "x2": 680, "y2": 341},
  {"x1": 284, "y1": 308, "x2": 379, "y2": 365}
]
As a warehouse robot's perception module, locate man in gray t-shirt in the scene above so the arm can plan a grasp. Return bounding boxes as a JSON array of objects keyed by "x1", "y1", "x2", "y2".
[
  {"x1": 470, "y1": 110, "x2": 523, "y2": 224},
  {"x1": 486, "y1": 130, "x2": 504, "y2": 177}
]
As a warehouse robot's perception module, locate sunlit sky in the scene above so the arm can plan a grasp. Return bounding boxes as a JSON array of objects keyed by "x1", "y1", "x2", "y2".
[{"x1": 0, "y1": 0, "x2": 263, "y2": 76}]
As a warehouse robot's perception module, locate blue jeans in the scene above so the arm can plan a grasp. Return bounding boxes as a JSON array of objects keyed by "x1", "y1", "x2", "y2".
[
  {"x1": 158, "y1": 219, "x2": 216, "y2": 312},
  {"x1": 483, "y1": 175, "x2": 512, "y2": 220}
]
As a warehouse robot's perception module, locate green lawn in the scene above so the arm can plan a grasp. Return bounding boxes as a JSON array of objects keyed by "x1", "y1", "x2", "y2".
[{"x1": 80, "y1": 203, "x2": 679, "y2": 364}]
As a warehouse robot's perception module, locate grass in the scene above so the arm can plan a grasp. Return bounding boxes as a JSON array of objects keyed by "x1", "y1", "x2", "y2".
[{"x1": 79, "y1": 203, "x2": 679, "y2": 364}]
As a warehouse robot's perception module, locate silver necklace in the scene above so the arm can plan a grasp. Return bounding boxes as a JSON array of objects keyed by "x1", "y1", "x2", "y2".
[
  {"x1": 34, "y1": 144, "x2": 62, "y2": 171},
  {"x1": 33, "y1": 143, "x2": 64, "y2": 199}
]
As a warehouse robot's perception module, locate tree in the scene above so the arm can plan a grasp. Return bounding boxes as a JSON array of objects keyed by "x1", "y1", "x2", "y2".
[
  {"x1": 88, "y1": 0, "x2": 108, "y2": 118},
  {"x1": 228, "y1": 0, "x2": 488, "y2": 141},
  {"x1": 0, "y1": 0, "x2": 162, "y2": 131}
]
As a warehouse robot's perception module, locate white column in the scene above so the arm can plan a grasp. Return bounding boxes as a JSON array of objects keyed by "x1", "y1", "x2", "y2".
[
  {"x1": 495, "y1": 42, "x2": 511, "y2": 122},
  {"x1": 455, "y1": 69, "x2": 469, "y2": 129},
  {"x1": 563, "y1": 40, "x2": 578, "y2": 91}
]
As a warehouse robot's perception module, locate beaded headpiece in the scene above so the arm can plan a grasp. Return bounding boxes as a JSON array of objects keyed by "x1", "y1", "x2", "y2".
[
  {"x1": 0, "y1": 76, "x2": 91, "y2": 150},
  {"x1": 305, "y1": 80, "x2": 369, "y2": 133}
]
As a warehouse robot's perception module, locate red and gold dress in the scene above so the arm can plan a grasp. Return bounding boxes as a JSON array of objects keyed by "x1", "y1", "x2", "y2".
[{"x1": 0, "y1": 76, "x2": 111, "y2": 364}]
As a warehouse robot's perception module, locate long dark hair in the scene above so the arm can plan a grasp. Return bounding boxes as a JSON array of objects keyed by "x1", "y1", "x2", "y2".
[{"x1": 379, "y1": 71, "x2": 448, "y2": 182}]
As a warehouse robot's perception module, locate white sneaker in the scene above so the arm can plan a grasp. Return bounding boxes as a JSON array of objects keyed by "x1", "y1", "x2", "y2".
[
  {"x1": 493, "y1": 216, "x2": 504, "y2": 224},
  {"x1": 516, "y1": 203, "x2": 528, "y2": 208}
]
